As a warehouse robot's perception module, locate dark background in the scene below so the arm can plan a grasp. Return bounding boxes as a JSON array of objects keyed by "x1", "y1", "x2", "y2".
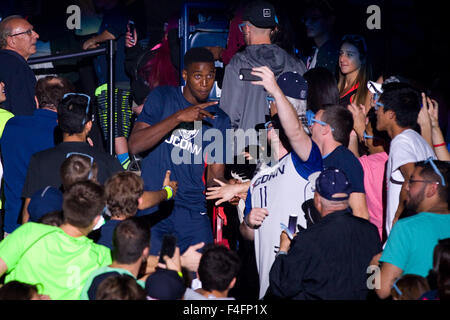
[{"x1": 1, "y1": 0, "x2": 448, "y2": 134}]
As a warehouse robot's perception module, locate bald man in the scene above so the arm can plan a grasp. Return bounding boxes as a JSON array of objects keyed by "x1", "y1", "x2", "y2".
[{"x1": 0, "y1": 15, "x2": 40, "y2": 115}]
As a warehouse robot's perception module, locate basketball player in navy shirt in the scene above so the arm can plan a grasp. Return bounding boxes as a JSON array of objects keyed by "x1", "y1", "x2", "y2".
[{"x1": 128, "y1": 47, "x2": 231, "y2": 255}]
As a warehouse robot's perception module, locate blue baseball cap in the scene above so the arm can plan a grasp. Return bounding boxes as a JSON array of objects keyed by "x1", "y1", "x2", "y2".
[
  {"x1": 315, "y1": 168, "x2": 352, "y2": 201},
  {"x1": 28, "y1": 186, "x2": 63, "y2": 222},
  {"x1": 277, "y1": 72, "x2": 308, "y2": 100},
  {"x1": 145, "y1": 268, "x2": 186, "y2": 300}
]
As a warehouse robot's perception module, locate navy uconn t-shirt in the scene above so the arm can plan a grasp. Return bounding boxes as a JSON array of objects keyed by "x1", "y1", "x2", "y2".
[{"x1": 137, "y1": 86, "x2": 231, "y2": 215}]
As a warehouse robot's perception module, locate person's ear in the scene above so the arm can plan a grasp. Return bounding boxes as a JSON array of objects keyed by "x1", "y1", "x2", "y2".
[
  {"x1": 6, "y1": 35, "x2": 15, "y2": 48},
  {"x1": 182, "y1": 69, "x2": 188, "y2": 83},
  {"x1": 426, "y1": 183, "x2": 438, "y2": 198},
  {"x1": 228, "y1": 277, "x2": 236, "y2": 290},
  {"x1": 84, "y1": 120, "x2": 93, "y2": 134},
  {"x1": 387, "y1": 110, "x2": 395, "y2": 120},
  {"x1": 142, "y1": 247, "x2": 149, "y2": 259},
  {"x1": 34, "y1": 96, "x2": 39, "y2": 109}
]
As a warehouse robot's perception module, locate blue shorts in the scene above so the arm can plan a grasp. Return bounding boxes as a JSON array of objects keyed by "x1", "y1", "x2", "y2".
[{"x1": 149, "y1": 204, "x2": 213, "y2": 255}]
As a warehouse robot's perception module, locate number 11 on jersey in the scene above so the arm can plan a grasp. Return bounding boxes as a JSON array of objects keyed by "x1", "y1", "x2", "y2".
[{"x1": 259, "y1": 186, "x2": 267, "y2": 207}]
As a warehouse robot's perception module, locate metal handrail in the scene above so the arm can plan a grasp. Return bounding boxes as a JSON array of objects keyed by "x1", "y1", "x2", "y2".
[{"x1": 27, "y1": 41, "x2": 116, "y2": 156}]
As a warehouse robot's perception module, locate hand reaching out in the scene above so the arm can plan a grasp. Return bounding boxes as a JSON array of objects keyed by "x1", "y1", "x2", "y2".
[
  {"x1": 180, "y1": 242, "x2": 204, "y2": 272},
  {"x1": 347, "y1": 103, "x2": 367, "y2": 138},
  {"x1": 206, "y1": 178, "x2": 249, "y2": 206}
]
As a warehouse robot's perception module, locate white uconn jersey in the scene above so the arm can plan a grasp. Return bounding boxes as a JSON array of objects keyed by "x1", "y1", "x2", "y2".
[{"x1": 246, "y1": 147, "x2": 322, "y2": 299}]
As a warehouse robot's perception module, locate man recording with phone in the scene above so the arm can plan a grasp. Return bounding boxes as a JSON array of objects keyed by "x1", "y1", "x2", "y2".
[
  {"x1": 235, "y1": 68, "x2": 322, "y2": 300},
  {"x1": 219, "y1": 1, "x2": 306, "y2": 144},
  {"x1": 268, "y1": 168, "x2": 381, "y2": 300}
]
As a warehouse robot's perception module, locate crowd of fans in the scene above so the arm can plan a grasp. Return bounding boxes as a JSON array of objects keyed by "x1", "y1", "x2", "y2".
[{"x1": 0, "y1": 0, "x2": 449, "y2": 301}]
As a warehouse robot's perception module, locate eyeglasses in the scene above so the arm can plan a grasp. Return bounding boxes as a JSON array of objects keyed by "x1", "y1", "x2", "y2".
[
  {"x1": 264, "y1": 121, "x2": 273, "y2": 131},
  {"x1": 408, "y1": 179, "x2": 440, "y2": 186},
  {"x1": 308, "y1": 117, "x2": 335, "y2": 132},
  {"x1": 392, "y1": 279, "x2": 402, "y2": 297},
  {"x1": 424, "y1": 157, "x2": 446, "y2": 186},
  {"x1": 238, "y1": 22, "x2": 251, "y2": 33},
  {"x1": 66, "y1": 152, "x2": 94, "y2": 180},
  {"x1": 363, "y1": 131, "x2": 374, "y2": 140},
  {"x1": 8, "y1": 28, "x2": 34, "y2": 37},
  {"x1": 63, "y1": 93, "x2": 91, "y2": 125},
  {"x1": 266, "y1": 96, "x2": 275, "y2": 105},
  {"x1": 305, "y1": 110, "x2": 335, "y2": 131},
  {"x1": 373, "y1": 99, "x2": 385, "y2": 111}
]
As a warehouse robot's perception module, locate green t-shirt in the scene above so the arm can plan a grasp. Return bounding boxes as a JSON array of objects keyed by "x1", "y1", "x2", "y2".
[
  {"x1": 0, "y1": 108, "x2": 13, "y2": 209},
  {"x1": 80, "y1": 266, "x2": 145, "y2": 300},
  {"x1": 0, "y1": 108, "x2": 13, "y2": 138},
  {"x1": 0, "y1": 222, "x2": 112, "y2": 300},
  {"x1": 380, "y1": 212, "x2": 450, "y2": 277}
]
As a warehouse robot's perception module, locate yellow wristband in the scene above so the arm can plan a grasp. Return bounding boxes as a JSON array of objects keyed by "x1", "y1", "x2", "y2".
[
  {"x1": 177, "y1": 271, "x2": 183, "y2": 278},
  {"x1": 163, "y1": 186, "x2": 173, "y2": 200}
]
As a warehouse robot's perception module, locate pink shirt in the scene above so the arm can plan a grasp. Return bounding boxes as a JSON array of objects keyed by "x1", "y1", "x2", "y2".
[{"x1": 359, "y1": 152, "x2": 388, "y2": 240}]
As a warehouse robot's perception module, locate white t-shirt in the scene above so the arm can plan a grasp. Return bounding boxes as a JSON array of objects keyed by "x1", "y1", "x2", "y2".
[
  {"x1": 244, "y1": 144, "x2": 322, "y2": 299},
  {"x1": 385, "y1": 129, "x2": 436, "y2": 235}
]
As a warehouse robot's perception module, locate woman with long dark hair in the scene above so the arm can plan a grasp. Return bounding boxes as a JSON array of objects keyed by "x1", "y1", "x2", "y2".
[{"x1": 337, "y1": 34, "x2": 372, "y2": 108}]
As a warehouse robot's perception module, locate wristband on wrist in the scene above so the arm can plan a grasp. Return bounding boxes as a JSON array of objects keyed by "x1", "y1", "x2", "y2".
[
  {"x1": 162, "y1": 186, "x2": 173, "y2": 200},
  {"x1": 177, "y1": 271, "x2": 183, "y2": 278},
  {"x1": 276, "y1": 251, "x2": 287, "y2": 257},
  {"x1": 433, "y1": 142, "x2": 446, "y2": 148}
]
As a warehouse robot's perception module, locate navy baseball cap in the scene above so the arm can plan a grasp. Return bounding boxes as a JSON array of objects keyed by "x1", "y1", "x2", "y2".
[
  {"x1": 277, "y1": 72, "x2": 308, "y2": 100},
  {"x1": 314, "y1": 168, "x2": 352, "y2": 201},
  {"x1": 243, "y1": 1, "x2": 278, "y2": 29},
  {"x1": 28, "y1": 186, "x2": 63, "y2": 222},
  {"x1": 145, "y1": 268, "x2": 186, "y2": 300}
]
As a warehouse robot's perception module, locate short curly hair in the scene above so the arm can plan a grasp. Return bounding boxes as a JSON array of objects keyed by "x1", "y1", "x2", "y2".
[{"x1": 105, "y1": 172, "x2": 144, "y2": 218}]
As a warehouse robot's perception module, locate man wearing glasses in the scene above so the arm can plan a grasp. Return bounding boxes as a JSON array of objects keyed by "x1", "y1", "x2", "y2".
[
  {"x1": 0, "y1": 15, "x2": 39, "y2": 115},
  {"x1": 308, "y1": 104, "x2": 370, "y2": 220},
  {"x1": 372, "y1": 159, "x2": 450, "y2": 299}
]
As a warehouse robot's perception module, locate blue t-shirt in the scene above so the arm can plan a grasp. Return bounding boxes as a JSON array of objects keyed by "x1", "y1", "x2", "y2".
[
  {"x1": 28, "y1": 186, "x2": 63, "y2": 222},
  {"x1": 380, "y1": 212, "x2": 450, "y2": 277},
  {"x1": 137, "y1": 86, "x2": 231, "y2": 215},
  {"x1": 323, "y1": 145, "x2": 365, "y2": 193},
  {"x1": 0, "y1": 109, "x2": 58, "y2": 233},
  {"x1": 96, "y1": 219, "x2": 122, "y2": 250}
]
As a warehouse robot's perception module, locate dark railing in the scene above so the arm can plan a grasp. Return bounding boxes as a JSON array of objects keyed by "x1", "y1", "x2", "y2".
[
  {"x1": 179, "y1": 1, "x2": 228, "y2": 84},
  {"x1": 27, "y1": 40, "x2": 116, "y2": 156}
]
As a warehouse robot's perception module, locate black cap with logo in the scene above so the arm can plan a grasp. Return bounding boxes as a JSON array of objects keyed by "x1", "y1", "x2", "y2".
[{"x1": 243, "y1": 1, "x2": 278, "y2": 29}]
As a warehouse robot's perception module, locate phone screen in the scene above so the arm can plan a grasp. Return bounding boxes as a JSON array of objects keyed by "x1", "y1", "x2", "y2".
[
  {"x1": 159, "y1": 235, "x2": 177, "y2": 264},
  {"x1": 127, "y1": 20, "x2": 135, "y2": 40},
  {"x1": 239, "y1": 68, "x2": 262, "y2": 81}
]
